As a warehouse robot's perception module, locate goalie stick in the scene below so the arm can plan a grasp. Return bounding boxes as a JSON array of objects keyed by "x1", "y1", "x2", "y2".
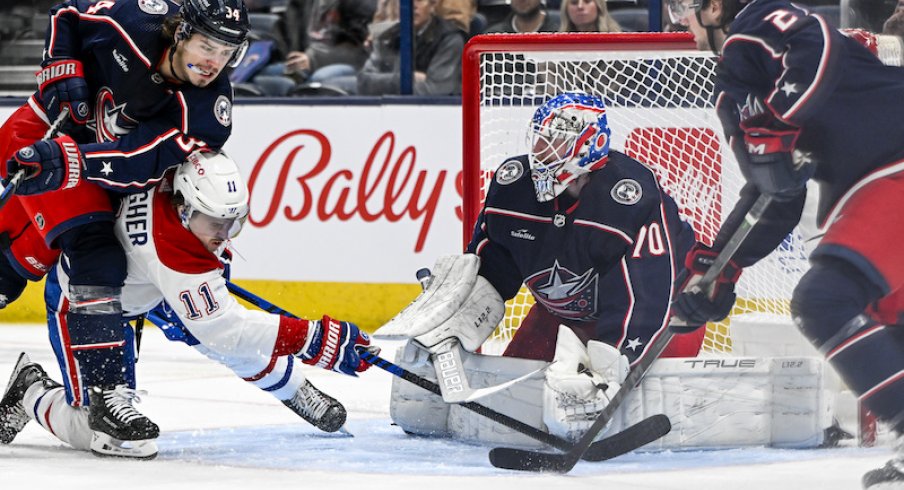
[
  {"x1": 224, "y1": 280, "x2": 671, "y2": 461},
  {"x1": 0, "y1": 107, "x2": 70, "y2": 210},
  {"x1": 489, "y1": 194, "x2": 774, "y2": 473}
]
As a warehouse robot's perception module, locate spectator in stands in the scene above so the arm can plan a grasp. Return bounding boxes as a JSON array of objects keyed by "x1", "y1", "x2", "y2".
[
  {"x1": 356, "y1": 0, "x2": 465, "y2": 95},
  {"x1": 255, "y1": 0, "x2": 376, "y2": 94},
  {"x1": 437, "y1": 0, "x2": 476, "y2": 33},
  {"x1": 883, "y1": 0, "x2": 904, "y2": 37},
  {"x1": 371, "y1": 0, "x2": 474, "y2": 34},
  {"x1": 486, "y1": 0, "x2": 559, "y2": 33},
  {"x1": 559, "y1": 0, "x2": 621, "y2": 32}
]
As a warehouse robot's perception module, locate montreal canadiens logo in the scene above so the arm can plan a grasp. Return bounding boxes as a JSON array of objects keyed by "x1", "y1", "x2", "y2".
[
  {"x1": 138, "y1": 0, "x2": 169, "y2": 15},
  {"x1": 496, "y1": 160, "x2": 523, "y2": 185},
  {"x1": 611, "y1": 179, "x2": 642, "y2": 205},
  {"x1": 215, "y1": 96, "x2": 232, "y2": 127},
  {"x1": 524, "y1": 260, "x2": 599, "y2": 320}
]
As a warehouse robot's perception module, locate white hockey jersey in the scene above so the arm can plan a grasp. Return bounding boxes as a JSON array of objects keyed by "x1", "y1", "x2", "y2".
[{"x1": 51, "y1": 180, "x2": 306, "y2": 400}]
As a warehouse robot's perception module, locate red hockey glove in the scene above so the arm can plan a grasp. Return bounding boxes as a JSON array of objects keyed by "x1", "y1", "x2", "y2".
[
  {"x1": 841, "y1": 28, "x2": 879, "y2": 56},
  {"x1": 37, "y1": 59, "x2": 90, "y2": 127},
  {"x1": 6, "y1": 135, "x2": 83, "y2": 195},
  {"x1": 739, "y1": 113, "x2": 812, "y2": 201},
  {"x1": 671, "y1": 244, "x2": 742, "y2": 332},
  {"x1": 298, "y1": 315, "x2": 372, "y2": 376}
]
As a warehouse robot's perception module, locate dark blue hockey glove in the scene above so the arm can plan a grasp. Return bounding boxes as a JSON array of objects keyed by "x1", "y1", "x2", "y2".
[
  {"x1": 299, "y1": 315, "x2": 372, "y2": 376},
  {"x1": 739, "y1": 114, "x2": 813, "y2": 202},
  {"x1": 6, "y1": 136, "x2": 83, "y2": 195},
  {"x1": 671, "y1": 244, "x2": 742, "y2": 332},
  {"x1": 37, "y1": 59, "x2": 90, "y2": 127}
]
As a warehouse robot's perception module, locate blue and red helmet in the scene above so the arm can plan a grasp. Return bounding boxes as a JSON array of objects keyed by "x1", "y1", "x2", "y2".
[{"x1": 528, "y1": 92, "x2": 611, "y2": 202}]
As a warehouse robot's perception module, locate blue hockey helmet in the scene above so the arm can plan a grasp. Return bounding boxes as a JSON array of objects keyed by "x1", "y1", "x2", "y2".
[
  {"x1": 528, "y1": 92, "x2": 611, "y2": 202},
  {"x1": 179, "y1": 0, "x2": 250, "y2": 67}
]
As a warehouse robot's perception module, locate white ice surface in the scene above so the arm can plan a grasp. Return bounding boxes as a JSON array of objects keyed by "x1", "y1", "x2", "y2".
[{"x1": 0, "y1": 324, "x2": 892, "y2": 490}]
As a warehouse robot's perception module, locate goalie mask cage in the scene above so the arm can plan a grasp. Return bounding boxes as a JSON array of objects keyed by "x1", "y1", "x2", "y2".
[{"x1": 461, "y1": 31, "x2": 877, "y2": 445}]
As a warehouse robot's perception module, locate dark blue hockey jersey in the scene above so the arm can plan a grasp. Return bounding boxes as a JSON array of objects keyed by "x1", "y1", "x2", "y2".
[
  {"x1": 34, "y1": 0, "x2": 232, "y2": 191},
  {"x1": 466, "y1": 152, "x2": 696, "y2": 361},
  {"x1": 713, "y1": 0, "x2": 904, "y2": 264}
]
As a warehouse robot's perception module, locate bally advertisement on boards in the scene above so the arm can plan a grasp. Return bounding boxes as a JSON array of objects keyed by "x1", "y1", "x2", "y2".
[{"x1": 221, "y1": 103, "x2": 465, "y2": 326}]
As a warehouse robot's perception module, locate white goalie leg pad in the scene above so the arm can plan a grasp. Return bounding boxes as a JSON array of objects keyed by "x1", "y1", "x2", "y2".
[
  {"x1": 389, "y1": 341, "x2": 452, "y2": 437},
  {"x1": 612, "y1": 356, "x2": 835, "y2": 450},
  {"x1": 389, "y1": 340, "x2": 549, "y2": 447},
  {"x1": 542, "y1": 327, "x2": 629, "y2": 441},
  {"x1": 375, "y1": 255, "x2": 504, "y2": 352}
]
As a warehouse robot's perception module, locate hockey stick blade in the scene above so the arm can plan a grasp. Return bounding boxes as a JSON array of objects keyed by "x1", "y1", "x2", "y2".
[
  {"x1": 581, "y1": 414, "x2": 671, "y2": 462},
  {"x1": 489, "y1": 414, "x2": 671, "y2": 471}
]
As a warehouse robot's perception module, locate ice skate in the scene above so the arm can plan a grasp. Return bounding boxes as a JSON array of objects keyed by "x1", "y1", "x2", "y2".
[
  {"x1": 0, "y1": 353, "x2": 60, "y2": 444},
  {"x1": 283, "y1": 379, "x2": 347, "y2": 433},
  {"x1": 88, "y1": 385, "x2": 159, "y2": 459}
]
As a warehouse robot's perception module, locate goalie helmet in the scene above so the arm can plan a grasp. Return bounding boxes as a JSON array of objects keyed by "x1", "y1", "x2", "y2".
[
  {"x1": 178, "y1": 0, "x2": 250, "y2": 67},
  {"x1": 528, "y1": 92, "x2": 611, "y2": 202},
  {"x1": 174, "y1": 150, "x2": 249, "y2": 240}
]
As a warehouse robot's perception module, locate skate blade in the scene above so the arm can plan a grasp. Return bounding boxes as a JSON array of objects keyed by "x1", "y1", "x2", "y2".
[{"x1": 90, "y1": 432, "x2": 158, "y2": 459}]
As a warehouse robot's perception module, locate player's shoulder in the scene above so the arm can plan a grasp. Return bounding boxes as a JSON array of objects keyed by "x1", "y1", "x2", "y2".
[
  {"x1": 93, "y1": 0, "x2": 176, "y2": 62},
  {"x1": 483, "y1": 154, "x2": 534, "y2": 205},
  {"x1": 581, "y1": 151, "x2": 661, "y2": 213},
  {"x1": 174, "y1": 77, "x2": 234, "y2": 147},
  {"x1": 107, "y1": 0, "x2": 178, "y2": 25},
  {"x1": 591, "y1": 151, "x2": 660, "y2": 193},
  {"x1": 730, "y1": 0, "x2": 814, "y2": 38}
]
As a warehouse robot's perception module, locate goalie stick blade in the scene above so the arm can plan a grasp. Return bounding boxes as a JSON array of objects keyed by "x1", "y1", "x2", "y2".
[
  {"x1": 582, "y1": 414, "x2": 671, "y2": 462},
  {"x1": 489, "y1": 414, "x2": 671, "y2": 472}
]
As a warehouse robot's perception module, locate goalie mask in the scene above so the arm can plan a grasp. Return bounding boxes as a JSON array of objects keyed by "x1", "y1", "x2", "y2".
[
  {"x1": 528, "y1": 93, "x2": 611, "y2": 202},
  {"x1": 174, "y1": 150, "x2": 249, "y2": 247}
]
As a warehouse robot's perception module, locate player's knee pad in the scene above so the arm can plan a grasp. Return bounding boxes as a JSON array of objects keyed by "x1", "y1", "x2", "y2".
[
  {"x1": 69, "y1": 284, "x2": 122, "y2": 315},
  {"x1": 57, "y1": 221, "x2": 126, "y2": 288},
  {"x1": 791, "y1": 258, "x2": 881, "y2": 351}
]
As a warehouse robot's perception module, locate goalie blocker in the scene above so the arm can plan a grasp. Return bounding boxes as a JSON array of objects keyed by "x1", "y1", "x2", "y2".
[{"x1": 390, "y1": 338, "x2": 841, "y2": 450}]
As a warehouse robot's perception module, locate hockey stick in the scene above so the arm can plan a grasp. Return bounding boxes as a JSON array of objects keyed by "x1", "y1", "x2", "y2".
[
  {"x1": 489, "y1": 193, "x2": 774, "y2": 473},
  {"x1": 224, "y1": 279, "x2": 671, "y2": 460},
  {"x1": 0, "y1": 107, "x2": 70, "y2": 210}
]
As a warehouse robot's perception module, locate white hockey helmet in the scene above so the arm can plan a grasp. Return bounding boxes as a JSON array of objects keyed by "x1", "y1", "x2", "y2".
[{"x1": 174, "y1": 150, "x2": 249, "y2": 240}]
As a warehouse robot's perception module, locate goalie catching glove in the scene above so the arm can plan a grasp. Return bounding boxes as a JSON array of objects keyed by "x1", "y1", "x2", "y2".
[
  {"x1": 375, "y1": 254, "x2": 503, "y2": 352},
  {"x1": 543, "y1": 326, "x2": 628, "y2": 441},
  {"x1": 6, "y1": 136, "x2": 83, "y2": 195},
  {"x1": 671, "y1": 244, "x2": 741, "y2": 331}
]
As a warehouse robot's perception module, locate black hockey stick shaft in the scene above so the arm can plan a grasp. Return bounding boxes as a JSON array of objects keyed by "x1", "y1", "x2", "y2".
[
  {"x1": 225, "y1": 279, "x2": 671, "y2": 458},
  {"x1": 0, "y1": 107, "x2": 70, "y2": 210},
  {"x1": 489, "y1": 193, "x2": 774, "y2": 473}
]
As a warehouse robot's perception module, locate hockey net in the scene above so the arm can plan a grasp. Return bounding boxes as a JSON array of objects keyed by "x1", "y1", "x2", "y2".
[{"x1": 461, "y1": 33, "x2": 817, "y2": 358}]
